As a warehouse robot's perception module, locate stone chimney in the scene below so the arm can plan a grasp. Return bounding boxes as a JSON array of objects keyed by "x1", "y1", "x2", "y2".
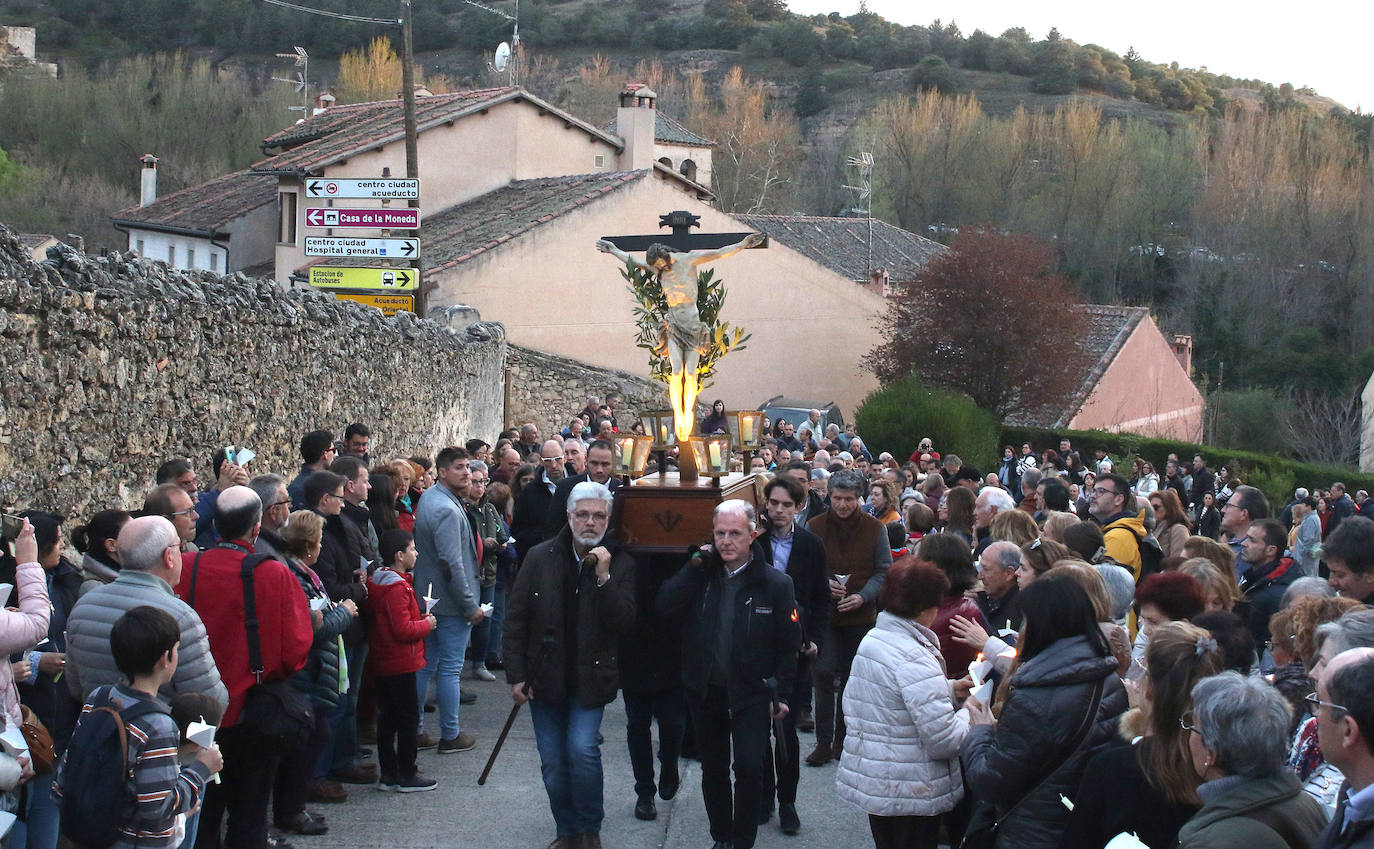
[
  {"x1": 1171, "y1": 334, "x2": 1193, "y2": 375},
  {"x1": 139, "y1": 154, "x2": 158, "y2": 208},
  {"x1": 616, "y1": 82, "x2": 657, "y2": 172},
  {"x1": 313, "y1": 91, "x2": 335, "y2": 115}
]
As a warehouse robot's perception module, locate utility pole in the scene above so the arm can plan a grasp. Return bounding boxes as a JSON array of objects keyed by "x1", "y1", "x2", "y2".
[{"x1": 400, "y1": 0, "x2": 424, "y2": 315}]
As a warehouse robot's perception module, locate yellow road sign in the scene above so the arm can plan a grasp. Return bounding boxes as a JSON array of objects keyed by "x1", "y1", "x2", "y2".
[
  {"x1": 308, "y1": 265, "x2": 417, "y2": 291},
  {"x1": 334, "y1": 293, "x2": 415, "y2": 315}
]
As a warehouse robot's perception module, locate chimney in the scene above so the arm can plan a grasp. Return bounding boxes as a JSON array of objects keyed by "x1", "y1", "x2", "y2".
[
  {"x1": 313, "y1": 91, "x2": 335, "y2": 115},
  {"x1": 139, "y1": 154, "x2": 158, "y2": 208},
  {"x1": 1170, "y1": 334, "x2": 1194, "y2": 375},
  {"x1": 616, "y1": 82, "x2": 657, "y2": 172}
]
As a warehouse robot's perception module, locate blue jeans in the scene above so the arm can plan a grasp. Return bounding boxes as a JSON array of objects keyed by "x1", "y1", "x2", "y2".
[
  {"x1": 22, "y1": 772, "x2": 59, "y2": 849},
  {"x1": 529, "y1": 698, "x2": 606, "y2": 837},
  {"x1": 415, "y1": 614, "x2": 471, "y2": 740},
  {"x1": 470, "y1": 584, "x2": 496, "y2": 667},
  {"x1": 320, "y1": 641, "x2": 367, "y2": 775}
]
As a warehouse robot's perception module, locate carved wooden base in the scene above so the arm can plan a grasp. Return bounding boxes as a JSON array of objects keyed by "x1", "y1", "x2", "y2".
[{"x1": 614, "y1": 472, "x2": 766, "y2": 554}]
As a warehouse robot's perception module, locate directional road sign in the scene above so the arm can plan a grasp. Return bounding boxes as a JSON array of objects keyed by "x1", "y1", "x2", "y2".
[
  {"x1": 308, "y1": 266, "x2": 417, "y2": 291},
  {"x1": 335, "y1": 293, "x2": 415, "y2": 315},
  {"x1": 305, "y1": 179, "x2": 420, "y2": 199},
  {"x1": 304, "y1": 207, "x2": 420, "y2": 229},
  {"x1": 304, "y1": 237, "x2": 419, "y2": 258}
]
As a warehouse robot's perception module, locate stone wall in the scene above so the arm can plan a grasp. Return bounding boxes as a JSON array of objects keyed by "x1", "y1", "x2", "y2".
[
  {"x1": 0, "y1": 226, "x2": 506, "y2": 517},
  {"x1": 506, "y1": 344, "x2": 708, "y2": 438}
]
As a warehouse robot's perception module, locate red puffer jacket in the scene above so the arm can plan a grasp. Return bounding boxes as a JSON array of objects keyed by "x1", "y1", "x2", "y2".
[{"x1": 367, "y1": 568, "x2": 431, "y2": 676}]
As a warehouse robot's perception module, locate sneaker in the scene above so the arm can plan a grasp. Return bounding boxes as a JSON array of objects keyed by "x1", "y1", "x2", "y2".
[
  {"x1": 397, "y1": 771, "x2": 439, "y2": 792},
  {"x1": 416, "y1": 733, "x2": 440, "y2": 750},
  {"x1": 376, "y1": 773, "x2": 399, "y2": 792},
  {"x1": 805, "y1": 742, "x2": 833, "y2": 767},
  {"x1": 438, "y1": 732, "x2": 477, "y2": 753},
  {"x1": 471, "y1": 664, "x2": 497, "y2": 682},
  {"x1": 306, "y1": 779, "x2": 348, "y2": 804}
]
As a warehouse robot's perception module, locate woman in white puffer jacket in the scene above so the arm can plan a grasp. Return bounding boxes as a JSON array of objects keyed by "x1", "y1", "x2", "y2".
[{"x1": 837, "y1": 555, "x2": 980, "y2": 849}]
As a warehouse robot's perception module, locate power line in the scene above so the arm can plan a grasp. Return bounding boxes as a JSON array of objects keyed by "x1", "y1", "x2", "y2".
[{"x1": 262, "y1": 0, "x2": 401, "y2": 26}]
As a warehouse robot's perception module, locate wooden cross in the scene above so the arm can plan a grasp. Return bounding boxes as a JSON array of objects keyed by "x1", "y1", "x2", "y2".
[{"x1": 600, "y1": 210, "x2": 770, "y2": 252}]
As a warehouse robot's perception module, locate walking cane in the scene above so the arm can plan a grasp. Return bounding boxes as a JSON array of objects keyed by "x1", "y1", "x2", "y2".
[
  {"x1": 766, "y1": 678, "x2": 788, "y2": 766},
  {"x1": 478, "y1": 697, "x2": 524, "y2": 786}
]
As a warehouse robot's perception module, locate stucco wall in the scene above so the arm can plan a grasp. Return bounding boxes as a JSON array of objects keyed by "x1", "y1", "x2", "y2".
[
  {"x1": 428, "y1": 175, "x2": 885, "y2": 420},
  {"x1": 128, "y1": 229, "x2": 224, "y2": 274},
  {"x1": 0, "y1": 228, "x2": 505, "y2": 517},
  {"x1": 1071, "y1": 317, "x2": 1204, "y2": 441}
]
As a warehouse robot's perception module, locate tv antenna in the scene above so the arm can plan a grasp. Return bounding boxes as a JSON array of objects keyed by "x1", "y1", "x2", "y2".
[
  {"x1": 465, "y1": 0, "x2": 520, "y2": 85},
  {"x1": 273, "y1": 46, "x2": 310, "y2": 114},
  {"x1": 843, "y1": 151, "x2": 875, "y2": 278}
]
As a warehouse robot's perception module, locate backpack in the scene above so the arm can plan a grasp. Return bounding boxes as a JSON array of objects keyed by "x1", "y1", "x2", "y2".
[
  {"x1": 59, "y1": 686, "x2": 169, "y2": 849},
  {"x1": 1137, "y1": 533, "x2": 1164, "y2": 579}
]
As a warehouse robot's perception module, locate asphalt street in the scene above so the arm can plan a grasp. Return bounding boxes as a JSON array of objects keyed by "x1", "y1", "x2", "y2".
[{"x1": 286, "y1": 674, "x2": 869, "y2": 849}]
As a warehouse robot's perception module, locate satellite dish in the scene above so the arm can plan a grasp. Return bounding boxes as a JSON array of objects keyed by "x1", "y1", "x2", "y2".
[{"x1": 493, "y1": 42, "x2": 511, "y2": 72}]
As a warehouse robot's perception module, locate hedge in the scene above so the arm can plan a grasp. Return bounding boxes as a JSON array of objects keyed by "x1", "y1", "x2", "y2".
[
  {"x1": 999, "y1": 425, "x2": 1374, "y2": 508},
  {"x1": 854, "y1": 377, "x2": 1000, "y2": 472}
]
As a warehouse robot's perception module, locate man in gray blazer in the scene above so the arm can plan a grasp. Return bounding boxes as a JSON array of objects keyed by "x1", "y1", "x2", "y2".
[{"x1": 412, "y1": 445, "x2": 484, "y2": 753}]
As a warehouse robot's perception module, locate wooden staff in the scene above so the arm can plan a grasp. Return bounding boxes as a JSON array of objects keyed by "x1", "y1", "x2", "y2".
[{"x1": 477, "y1": 699, "x2": 523, "y2": 786}]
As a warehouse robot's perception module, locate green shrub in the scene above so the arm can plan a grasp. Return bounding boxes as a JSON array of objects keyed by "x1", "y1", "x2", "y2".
[
  {"x1": 855, "y1": 376, "x2": 998, "y2": 471},
  {"x1": 998, "y1": 425, "x2": 1374, "y2": 508}
]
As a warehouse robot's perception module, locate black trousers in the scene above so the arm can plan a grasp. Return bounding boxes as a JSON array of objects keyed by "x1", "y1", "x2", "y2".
[
  {"x1": 761, "y1": 661, "x2": 809, "y2": 806},
  {"x1": 623, "y1": 687, "x2": 686, "y2": 799},
  {"x1": 689, "y1": 687, "x2": 771, "y2": 849},
  {"x1": 376, "y1": 671, "x2": 420, "y2": 778},
  {"x1": 273, "y1": 707, "x2": 332, "y2": 819},
  {"x1": 814, "y1": 623, "x2": 868, "y2": 744},
  {"x1": 196, "y1": 723, "x2": 278, "y2": 849},
  {"x1": 868, "y1": 814, "x2": 942, "y2": 849}
]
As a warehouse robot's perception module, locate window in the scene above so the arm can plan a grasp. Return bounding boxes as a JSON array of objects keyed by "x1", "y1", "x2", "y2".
[
  {"x1": 658, "y1": 156, "x2": 672, "y2": 167},
  {"x1": 186, "y1": 247, "x2": 195, "y2": 268},
  {"x1": 278, "y1": 192, "x2": 298, "y2": 244},
  {"x1": 594, "y1": 154, "x2": 605, "y2": 168},
  {"x1": 167, "y1": 245, "x2": 175, "y2": 265},
  {"x1": 680, "y1": 159, "x2": 698, "y2": 181},
  {"x1": 135, "y1": 239, "x2": 144, "y2": 255},
  {"x1": 210, "y1": 253, "x2": 219, "y2": 272}
]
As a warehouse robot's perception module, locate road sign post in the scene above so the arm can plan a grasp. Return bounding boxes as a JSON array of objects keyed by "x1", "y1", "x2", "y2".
[
  {"x1": 305, "y1": 178, "x2": 420, "y2": 199},
  {"x1": 304, "y1": 237, "x2": 419, "y2": 258},
  {"x1": 308, "y1": 266, "x2": 417, "y2": 291},
  {"x1": 303, "y1": 207, "x2": 420, "y2": 229}
]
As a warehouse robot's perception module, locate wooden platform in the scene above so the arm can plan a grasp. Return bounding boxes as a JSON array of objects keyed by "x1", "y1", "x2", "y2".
[{"x1": 614, "y1": 472, "x2": 766, "y2": 554}]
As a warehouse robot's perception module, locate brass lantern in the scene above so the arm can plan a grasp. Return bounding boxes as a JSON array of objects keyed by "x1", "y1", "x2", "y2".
[
  {"x1": 730, "y1": 409, "x2": 765, "y2": 449},
  {"x1": 641, "y1": 410, "x2": 677, "y2": 450},
  {"x1": 612, "y1": 433, "x2": 655, "y2": 478}
]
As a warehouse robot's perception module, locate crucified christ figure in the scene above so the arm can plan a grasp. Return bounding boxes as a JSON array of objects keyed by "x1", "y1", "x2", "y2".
[{"x1": 597, "y1": 232, "x2": 764, "y2": 436}]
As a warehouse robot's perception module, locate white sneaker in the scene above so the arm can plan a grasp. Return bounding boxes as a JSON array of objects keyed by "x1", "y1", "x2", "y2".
[{"x1": 471, "y1": 664, "x2": 497, "y2": 682}]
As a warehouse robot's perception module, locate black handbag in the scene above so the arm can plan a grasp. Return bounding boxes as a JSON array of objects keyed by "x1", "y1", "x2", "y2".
[
  {"x1": 959, "y1": 674, "x2": 1106, "y2": 849},
  {"x1": 191, "y1": 550, "x2": 314, "y2": 749}
]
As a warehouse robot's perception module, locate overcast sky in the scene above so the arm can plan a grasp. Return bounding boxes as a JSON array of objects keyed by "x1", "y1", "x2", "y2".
[{"x1": 785, "y1": 0, "x2": 1371, "y2": 112}]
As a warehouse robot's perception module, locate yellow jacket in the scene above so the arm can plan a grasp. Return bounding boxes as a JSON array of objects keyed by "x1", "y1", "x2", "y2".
[{"x1": 1102, "y1": 510, "x2": 1147, "y2": 580}]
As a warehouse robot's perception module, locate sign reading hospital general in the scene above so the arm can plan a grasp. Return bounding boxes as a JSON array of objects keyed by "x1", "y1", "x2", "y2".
[
  {"x1": 305, "y1": 178, "x2": 419, "y2": 199},
  {"x1": 334, "y1": 293, "x2": 415, "y2": 315},
  {"x1": 304, "y1": 237, "x2": 419, "y2": 258},
  {"x1": 308, "y1": 266, "x2": 417, "y2": 291},
  {"x1": 304, "y1": 207, "x2": 420, "y2": 229}
]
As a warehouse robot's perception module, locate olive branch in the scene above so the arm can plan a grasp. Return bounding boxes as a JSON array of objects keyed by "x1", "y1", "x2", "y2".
[{"x1": 620, "y1": 261, "x2": 751, "y2": 388}]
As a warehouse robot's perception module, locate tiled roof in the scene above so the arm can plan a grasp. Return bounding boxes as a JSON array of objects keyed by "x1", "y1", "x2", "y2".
[
  {"x1": 110, "y1": 170, "x2": 278, "y2": 235},
  {"x1": 734, "y1": 214, "x2": 945, "y2": 283},
  {"x1": 298, "y1": 171, "x2": 647, "y2": 275},
  {"x1": 1003, "y1": 305, "x2": 1150, "y2": 429},
  {"x1": 252, "y1": 87, "x2": 621, "y2": 175},
  {"x1": 600, "y1": 111, "x2": 715, "y2": 147}
]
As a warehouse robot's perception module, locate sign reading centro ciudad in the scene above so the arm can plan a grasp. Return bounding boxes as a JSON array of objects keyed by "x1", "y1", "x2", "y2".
[
  {"x1": 305, "y1": 178, "x2": 419, "y2": 199},
  {"x1": 304, "y1": 237, "x2": 419, "y2": 258},
  {"x1": 303, "y1": 176, "x2": 421, "y2": 314}
]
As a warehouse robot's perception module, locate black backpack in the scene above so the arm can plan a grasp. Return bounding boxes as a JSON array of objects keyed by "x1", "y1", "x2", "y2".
[
  {"x1": 60, "y1": 686, "x2": 169, "y2": 849},
  {"x1": 1137, "y1": 533, "x2": 1165, "y2": 579}
]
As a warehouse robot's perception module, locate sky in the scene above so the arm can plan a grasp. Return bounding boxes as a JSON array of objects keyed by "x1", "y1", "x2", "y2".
[{"x1": 784, "y1": 0, "x2": 1372, "y2": 112}]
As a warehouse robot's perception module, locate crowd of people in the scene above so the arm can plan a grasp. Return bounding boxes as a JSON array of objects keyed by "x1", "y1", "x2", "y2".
[{"x1": 0, "y1": 399, "x2": 1373, "y2": 849}]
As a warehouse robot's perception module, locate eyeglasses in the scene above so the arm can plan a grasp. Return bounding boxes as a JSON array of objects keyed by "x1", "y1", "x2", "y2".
[
  {"x1": 571, "y1": 510, "x2": 608, "y2": 523},
  {"x1": 542, "y1": 455, "x2": 564, "y2": 462},
  {"x1": 1179, "y1": 711, "x2": 1199, "y2": 736},
  {"x1": 170, "y1": 507, "x2": 196, "y2": 518},
  {"x1": 272, "y1": 499, "x2": 293, "y2": 508},
  {"x1": 1091, "y1": 487, "x2": 1119, "y2": 497},
  {"x1": 1305, "y1": 692, "x2": 1348, "y2": 716},
  {"x1": 328, "y1": 492, "x2": 346, "y2": 502}
]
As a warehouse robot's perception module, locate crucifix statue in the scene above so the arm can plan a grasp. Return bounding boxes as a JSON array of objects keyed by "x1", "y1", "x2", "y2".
[{"x1": 596, "y1": 211, "x2": 766, "y2": 448}]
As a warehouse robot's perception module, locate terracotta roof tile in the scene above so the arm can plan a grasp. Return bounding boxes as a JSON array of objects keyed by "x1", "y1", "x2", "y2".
[
  {"x1": 110, "y1": 170, "x2": 278, "y2": 235},
  {"x1": 1003, "y1": 305, "x2": 1150, "y2": 429},
  {"x1": 734, "y1": 214, "x2": 945, "y2": 282}
]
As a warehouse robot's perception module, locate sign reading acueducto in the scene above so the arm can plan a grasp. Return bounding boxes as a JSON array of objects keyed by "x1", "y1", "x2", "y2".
[
  {"x1": 335, "y1": 293, "x2": 415, "y2": 315},
  {"x1": 305, "y1": 178, "x2": 420, "y2": 199},
  {"x1": 308, "y1": 266, "x2": 417, "y2": 291}
]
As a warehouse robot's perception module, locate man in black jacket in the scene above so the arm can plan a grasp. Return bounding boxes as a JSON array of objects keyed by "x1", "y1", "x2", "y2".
[
  {"x1": 511, "y1": 440, "x2": 567, "y2": 565},
  {"x1": 658, "y1": 500, "x2": 801, "y2": 849},
  {"x1": 757, "y1": 477, "x2": 828, "y2": 836},
  {"x1": 504, "y1": 481, "x2": 636, "y2": 849}
]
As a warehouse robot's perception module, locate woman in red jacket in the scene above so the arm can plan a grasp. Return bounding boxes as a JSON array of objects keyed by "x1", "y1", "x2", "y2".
[
  {"x1": 916, "y1": 533, "x2": 989, "y2": 678},
  {"x1": 368, "y1": 529, "x2": 438, "y2": 792}
]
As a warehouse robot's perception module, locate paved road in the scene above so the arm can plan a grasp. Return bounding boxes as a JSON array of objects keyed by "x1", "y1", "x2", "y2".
[{"x1": 288, "y1": 676, "x2": 869, "y2": 849}]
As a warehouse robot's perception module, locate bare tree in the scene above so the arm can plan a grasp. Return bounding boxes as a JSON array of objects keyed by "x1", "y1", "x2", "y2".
[{"x1": 1279, "y1": 388, "x2": 1363, "y2": 467}]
